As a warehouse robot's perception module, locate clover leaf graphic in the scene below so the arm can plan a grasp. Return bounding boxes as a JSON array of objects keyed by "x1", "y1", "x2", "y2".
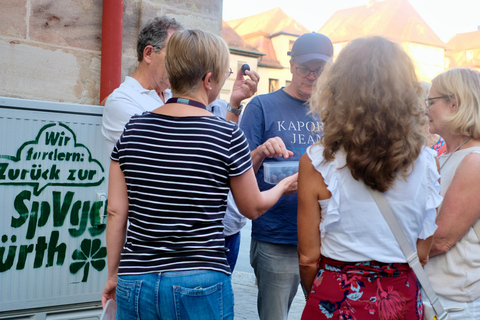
[{"x1": 70, "y1": 238, "x2": 106, "y2": 282}]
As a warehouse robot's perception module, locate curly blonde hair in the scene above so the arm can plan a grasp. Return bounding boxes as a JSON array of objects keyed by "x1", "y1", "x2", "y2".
[{"x1": 310, "y1": 36, "x2": 427, "y2": 192}]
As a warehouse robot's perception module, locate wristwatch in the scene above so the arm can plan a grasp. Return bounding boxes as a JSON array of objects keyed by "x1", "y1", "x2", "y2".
[{"x1": 227, "y1": 103, "x2": 244, "y2": 115}]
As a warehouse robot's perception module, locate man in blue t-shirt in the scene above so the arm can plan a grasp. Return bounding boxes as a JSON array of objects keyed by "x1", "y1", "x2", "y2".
[{"x1": 240, "y1": 32, "x2": 334, "y2": 320}]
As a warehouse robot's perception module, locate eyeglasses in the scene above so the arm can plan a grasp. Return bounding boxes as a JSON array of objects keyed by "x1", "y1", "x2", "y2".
[
  {"x1": 202, "y1": 68, "x2": 233, "y2": 81},
  {"x1": 424, "y1": 96, "x2": 450, "y2": 109},
  {"x1": 295, "y1": 66, "x2": 324, "y2": 78}
]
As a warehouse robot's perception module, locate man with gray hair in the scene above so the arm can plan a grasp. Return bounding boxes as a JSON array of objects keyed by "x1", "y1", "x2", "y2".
[{"x1": 102, "y1": 16, "x2": 183, "y2": 152}]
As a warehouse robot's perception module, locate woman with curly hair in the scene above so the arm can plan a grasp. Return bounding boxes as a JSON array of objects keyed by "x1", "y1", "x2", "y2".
[{"x1": 297, "y1": 36, "x2": 442, "y2": 319}]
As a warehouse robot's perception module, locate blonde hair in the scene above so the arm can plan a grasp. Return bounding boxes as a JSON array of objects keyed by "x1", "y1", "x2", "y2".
[
  {"x1": 310, "y1": 36, "x2": 427, "y2": 192},
  {"x1": 165, "y1": 29, "x2": 230, "y2": 96},
  {"x1": 431, "y1": 68, "x2": 480, "y2": 139}
]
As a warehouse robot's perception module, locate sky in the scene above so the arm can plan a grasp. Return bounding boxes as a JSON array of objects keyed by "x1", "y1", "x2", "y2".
[{"x1": 222, "y1": 0, "x2": 479, "y2": 43}]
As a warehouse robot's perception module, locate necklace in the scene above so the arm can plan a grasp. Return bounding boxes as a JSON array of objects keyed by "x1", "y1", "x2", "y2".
[
  {"x1": 439, "y1": 137, "x2": 471, "y2": 170},
  {"x1": 166, "y1": 98, "x2": 207, "y2": 110}
]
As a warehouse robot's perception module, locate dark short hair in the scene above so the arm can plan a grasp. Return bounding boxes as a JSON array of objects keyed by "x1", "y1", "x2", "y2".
[{"x1": 136, "y1": 16, "x2": 183, "y2": 62}]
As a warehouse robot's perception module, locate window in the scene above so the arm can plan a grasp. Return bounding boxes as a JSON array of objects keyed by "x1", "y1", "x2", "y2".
[
  {"x1": 285, "y1": 80, "x2": 291, "y2": 87},
  {"x1": 269, "y1": 79, "x2": 279, "y2": 93}
]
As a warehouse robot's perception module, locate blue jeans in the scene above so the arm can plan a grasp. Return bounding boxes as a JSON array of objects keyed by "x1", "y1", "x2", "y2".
[
  {"x1": 225, "y1": 231, "x2": 241, "y2": 272},
  {"x1": 116, "y1": 270, "x2": 234, "y2": 320},
  {"x1": 250, "y1": 238, "x2": 300, "y2": 320}
]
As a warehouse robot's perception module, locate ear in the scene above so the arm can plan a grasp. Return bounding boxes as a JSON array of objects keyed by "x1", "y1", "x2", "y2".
[
  {"x1": 143, "y1": 45, "x2": 155, "y2": 64},
  {"x1": 450, "y1": 96, "x2": 459, "y2": 111},
  {"x1": 203, "y1": 72, "x2": 213, "y2": 90},
  {"x1": 289, "y1": 59, "x2": 295, "y2": 74}
]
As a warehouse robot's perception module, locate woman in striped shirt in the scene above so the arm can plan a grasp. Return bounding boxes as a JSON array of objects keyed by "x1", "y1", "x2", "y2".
[{"x1": 101, "y1": 29, "x2": 298, "y2": 320}]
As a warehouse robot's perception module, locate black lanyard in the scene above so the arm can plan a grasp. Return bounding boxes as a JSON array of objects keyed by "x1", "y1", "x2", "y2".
[{"x1": 165, "y1": 98, "x2": 207, "y2": 110}]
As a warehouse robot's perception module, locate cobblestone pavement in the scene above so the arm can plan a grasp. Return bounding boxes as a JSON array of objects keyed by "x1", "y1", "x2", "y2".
[{"x1": 231, "y1": 271, "x2": 305, "y2": 320}]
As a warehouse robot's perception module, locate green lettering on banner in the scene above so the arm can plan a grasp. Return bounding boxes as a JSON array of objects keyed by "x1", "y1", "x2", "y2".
[
  {"x1": 53, "y1": 191, "x2": 75, "y2": 227},
  {"x1": 16, "y1": 243, "x2": 34, "y2": 270},
  {"x1": 0, "y1": 122, "x2": 104, "y2": 196},
  {"x1": 0, "y1": 122, "x2": 108, "y2": 283},
  {"x1": 0, "y1": 235, "x2": 16, "y2": 272},
  {"x1": 69, "y1": 200, "x2": 88, "y2": 237}
]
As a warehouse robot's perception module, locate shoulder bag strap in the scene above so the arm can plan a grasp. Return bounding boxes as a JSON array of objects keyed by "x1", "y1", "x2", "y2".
[{"x1": 367, "y1": 188, "x2": 449, "y2": 320}]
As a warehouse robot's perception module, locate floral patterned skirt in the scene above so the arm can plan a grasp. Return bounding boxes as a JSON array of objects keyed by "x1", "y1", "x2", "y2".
[{"x1": 301, "y1": 256, "x2": 424, "y2": 320}]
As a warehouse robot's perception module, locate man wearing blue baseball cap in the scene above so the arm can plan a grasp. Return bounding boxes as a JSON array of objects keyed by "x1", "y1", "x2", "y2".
[{"x1": 240, "y1": 32, "x2": 333, "y2": 320}]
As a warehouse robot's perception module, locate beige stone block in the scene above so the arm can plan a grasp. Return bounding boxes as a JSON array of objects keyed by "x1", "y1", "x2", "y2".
[
  {"x1": 166, "y1": 11, "x2": 221, "y2": 34},
  {"x1": 133, "y1": 0, "x2": 222, "y2": 35},
  {"x1": 120, "y1": 0, "x2": 222, "y2": 79},
  {"x1": 29, "y1": 0, "x2": 102, "y2": 51},
  {"x1": 157, "y1": 0, "x2": 220, "y2": 16},
  {"x1": 0, "y1": 0, "x2": 27, "y2": 38},
  {"x1": 0, "y1": 40, "x2": 100, "y2": 105},
  {"x1": 122, "y1": 0, "x2": 142, "y2": 53}
]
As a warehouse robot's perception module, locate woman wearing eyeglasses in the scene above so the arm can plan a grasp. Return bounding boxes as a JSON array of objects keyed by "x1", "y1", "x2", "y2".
[
  {"x1": 420, "y1": 80, "x2": 447, "y2": 156},
  {"x1": 423, "y1": 68, "x2": 480, "y2": 320},
  {"x1": 297, "y1": 36, "x2": 442, "y2": 319},
  {"x1": 101, "y1": 29, "x2": 298, "y2": 320}
]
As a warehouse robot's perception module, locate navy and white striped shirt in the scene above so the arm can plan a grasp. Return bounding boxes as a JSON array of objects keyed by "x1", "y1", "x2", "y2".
[{"x1": 111, "y1": 112, "x2": 252, "y2": 275}]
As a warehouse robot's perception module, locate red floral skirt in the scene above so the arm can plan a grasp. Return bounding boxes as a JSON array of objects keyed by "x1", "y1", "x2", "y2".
[{"x1": 301, "y1": 256, "x2": 424, "y2": 320}]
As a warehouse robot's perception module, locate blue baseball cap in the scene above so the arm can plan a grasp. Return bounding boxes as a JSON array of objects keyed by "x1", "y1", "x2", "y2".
[{"x1": 288, "y1": 32, "x2": 333, "y2": 64}]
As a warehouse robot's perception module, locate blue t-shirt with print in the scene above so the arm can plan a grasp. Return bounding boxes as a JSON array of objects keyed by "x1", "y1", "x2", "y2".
[{"x1": 240, "y1": 88, "x2": 322, "y2": 245}]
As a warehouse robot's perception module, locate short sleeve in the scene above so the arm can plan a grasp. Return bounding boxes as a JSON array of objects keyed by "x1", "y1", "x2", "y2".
[
  {"x1": 419, "y1": 147, "x2": 442, "y2": 239},
  {"x1": 102, "y1": 94, "x2": 140, "y2": 153},
  {"x1": 110, "y1": 119, "x2": 132, "y2": 163},
  {"x1": 110, "y1": 139, "x2": 121, "y2": 162},
  {"x1": 228, "y1": 125, "x2": 253, "y2": 177},
  {"x1": 307, "y1": 144, "x2": 342, "y2": 237},
  {"x1": 240, "y1": 97, "x2": 265, "y2": 151}
]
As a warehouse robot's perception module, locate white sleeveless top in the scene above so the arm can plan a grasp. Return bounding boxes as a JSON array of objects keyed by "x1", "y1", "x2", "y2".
[
  {"x1": 425, "y1": 146, "x2": 480, "y2": 302},
  {"x1": 307, "y1": 145, "x2": 442, "y2": 263}
]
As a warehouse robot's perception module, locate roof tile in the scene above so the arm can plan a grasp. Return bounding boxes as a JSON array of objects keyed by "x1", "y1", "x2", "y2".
[
  {"x1": 227, "y1": 7, "x2": 310, "y2": 39},
  {"x1": 221, "y1": 21, "x2": 263, "y2": 56},
  {"x1": 447, "y1": 29, "x2": 480, "y2": 51},
  {"x1": 319, "y1": 0, "x2": 445, "y2": 48}
]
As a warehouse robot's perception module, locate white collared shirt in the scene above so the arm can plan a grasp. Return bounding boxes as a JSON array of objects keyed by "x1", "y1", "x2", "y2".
[{"x1": 102, "y1": 76, "x2": 171, "y2": 152}]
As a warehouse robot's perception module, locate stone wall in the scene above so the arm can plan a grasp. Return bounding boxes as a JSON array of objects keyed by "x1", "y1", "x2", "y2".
[{"x1": 0, "y1": 0, "x2": 223, "y2": 105}]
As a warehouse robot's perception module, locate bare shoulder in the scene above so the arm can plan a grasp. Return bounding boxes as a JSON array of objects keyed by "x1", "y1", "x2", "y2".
[
  {"x1": 299, "y1": 152, "x2": 313, "y2": 168},
  {"x1": 298, "y1": 152, "x2": 331, "y2": 200},
  {"x1": 451, "y1": 151, "x2": 480, "y2": 186},
  {"x1": 458, "y1": 151, "x2": 480, "y2": 171}
]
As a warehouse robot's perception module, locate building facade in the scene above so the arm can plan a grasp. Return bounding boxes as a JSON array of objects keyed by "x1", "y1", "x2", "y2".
[
  {"x1": 318, "y1": 0, "x2": 446, "y2": 82},
  {"x1": 446, "y1": 29, "x2": 480, "y2": 71},
  {"x1": 226, "y1": 7, "x2": 311, "y2": 96},
  {"x1": 224, "y1": 0, "x2": 479, "y2": 98}
]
